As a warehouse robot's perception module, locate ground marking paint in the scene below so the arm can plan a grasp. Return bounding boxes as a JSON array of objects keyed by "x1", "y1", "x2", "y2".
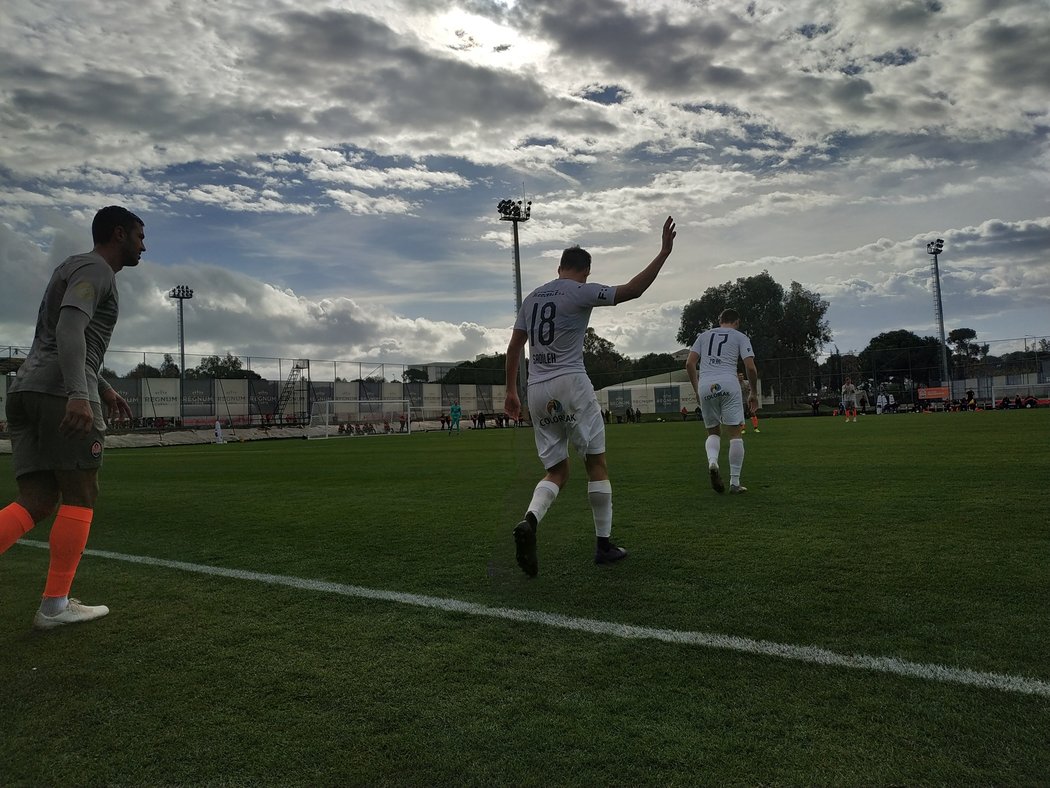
[{"x1": 18, "y1": 539, "x2": 1050, "y2": 699}]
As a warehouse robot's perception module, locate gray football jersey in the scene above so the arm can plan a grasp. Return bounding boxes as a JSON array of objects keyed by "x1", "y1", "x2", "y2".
[
  {"x1": 11, "y1": 252, "x2": 118, "y2": 402},
  {"x1": 514, "y1": 278, "x2": 616, "y2": 384}
]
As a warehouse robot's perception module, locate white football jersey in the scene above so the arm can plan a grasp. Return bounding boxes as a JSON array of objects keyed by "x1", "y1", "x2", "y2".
[
  {"x1": 690, "y1": 326, "x2": 754, "y2": 382},
  {"x1": 514, "y1": 278, "x2": 616, "y2": 384}
]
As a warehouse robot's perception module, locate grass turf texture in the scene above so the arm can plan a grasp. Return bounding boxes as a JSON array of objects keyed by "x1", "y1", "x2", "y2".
[{"x1": 1, "y1": 410, "x2": 1048, "y2": 785}]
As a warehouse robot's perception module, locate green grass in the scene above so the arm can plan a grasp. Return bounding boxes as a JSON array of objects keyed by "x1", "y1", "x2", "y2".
[{"x1": 1, "y1": 411, "x2": 1048, "y2": 785}]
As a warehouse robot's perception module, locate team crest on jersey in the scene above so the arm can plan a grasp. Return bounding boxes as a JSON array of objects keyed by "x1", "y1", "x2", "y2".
[
  {"x1": 540, "y1": 399, "x2": 576, "y2": 427},
  {"x1": 704, "y1": 382, "x2": 730, "y2": 402},
  {"x1": 74, "y1": 281, "x2": 96, "y2": 303},
  {"x1": 90, "y1": 440, "x2": 103, "y2": 459}
]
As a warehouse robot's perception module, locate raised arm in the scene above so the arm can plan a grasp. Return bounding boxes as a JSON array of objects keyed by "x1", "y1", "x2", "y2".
[{"x1": 613, "y1": 216, "x2": 676, "y2": 304}]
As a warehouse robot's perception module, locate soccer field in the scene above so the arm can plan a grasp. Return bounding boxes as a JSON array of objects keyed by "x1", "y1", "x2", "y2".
[{"x1": 2, "y1": 411, "x2": 1048, "y2": 785}]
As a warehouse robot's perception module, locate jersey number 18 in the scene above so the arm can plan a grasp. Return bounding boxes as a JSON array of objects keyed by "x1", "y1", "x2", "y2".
[{"x1": 529, "y1": 302, "x2": 556, "y2": 346}]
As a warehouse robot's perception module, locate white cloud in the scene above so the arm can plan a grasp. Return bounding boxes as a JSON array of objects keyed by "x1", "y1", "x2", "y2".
[{"x1": 0, "y1": 0, "x2": 1047, "y2": 369}]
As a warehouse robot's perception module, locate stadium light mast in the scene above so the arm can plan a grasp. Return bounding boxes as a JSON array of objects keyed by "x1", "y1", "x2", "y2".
[
  {"x1": 168, "y1": 285, "x2": 194, "y2": 425},
  {"x1": 926, "y1": 238, "x2": 949, "y2": 387},
  {"x1": 498, "y1": 196, "x2": 532, "y2": 406}
]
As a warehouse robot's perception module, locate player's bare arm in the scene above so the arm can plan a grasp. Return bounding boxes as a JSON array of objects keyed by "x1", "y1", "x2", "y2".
[
  {"x1": 504, "y1": 328, "x2": 528, "y2": 420},
  {"x1": 686, "y1": 350, "x2": 700, "y2": 396},
  {"x1": 613, "y1": 216, "x2": 676, "y2": 304},
  {"x1": 744, "y1": 356, "x2": 760, "y2": 411}
]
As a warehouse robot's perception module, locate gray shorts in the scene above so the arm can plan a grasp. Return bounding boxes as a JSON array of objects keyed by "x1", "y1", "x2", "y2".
[{"x1": 6, "y1": 391, "x2": 106, "y2": 478}]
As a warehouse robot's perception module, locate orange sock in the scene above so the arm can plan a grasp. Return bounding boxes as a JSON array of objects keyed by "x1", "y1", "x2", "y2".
[
  {"x1": 0, "y1": 502, "x2": 35, "y2": 555},
  {"x1": 751, "y1": 415, "x2": 759, "y2": 428},
  {"x1": 43, "y1": 505, "x2": 94, "y2": 598}
]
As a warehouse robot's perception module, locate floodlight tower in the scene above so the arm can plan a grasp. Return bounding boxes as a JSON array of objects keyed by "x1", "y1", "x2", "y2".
[
  {"x1": 926, "y1": 238, "x2": 949, "y2": 386},
  {"x1": 497, "y1": 197, "x2": 532, "y2": 405},
  {"x1": 168, "y1": 285, "x2": 194, "y2": 424}
]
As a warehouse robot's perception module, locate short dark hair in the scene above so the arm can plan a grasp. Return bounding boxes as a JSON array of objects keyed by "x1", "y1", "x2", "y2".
[
  {"x1": 92, "y1": 206, "x2": 144, "y2": 245},
  {"x1": 718, "y1": 308, "x2": 740, "y2": 324},
  {"x1": 559, "y1": 245, "x2": 591, "y2": 272}
]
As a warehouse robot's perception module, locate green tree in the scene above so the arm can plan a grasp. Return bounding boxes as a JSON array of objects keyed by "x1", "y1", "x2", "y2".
[
  {"x1": 437, "y1": 355, "x2": 505, "y2": 385},
  {"x1": 401, "y1": 367, "x2": 429, "y2": 384},
  {"x1": 859, "y1": 330, "x2": 943, "y2": 387},
  {"x1": 159, "y1": 353, "x2": 181, "y2": 378},
  {"x1": 947, "y1": 327, "x2": 988, "y2": 377},
  {"x1": 583, "y1": 328, "x2": 628, "y2": 387},
  {"x1": 628, "y1": 352, "x2": 681, "y2": 381},
  {"x1": 816, "y1": 346, "x2": 863, "y2": 394},
  {"x1": 127, "y1": 362, "x2": 162, "y2": 379},
  {"x1": 188, "y1": 353, "x2": 261, "y2": 380}
]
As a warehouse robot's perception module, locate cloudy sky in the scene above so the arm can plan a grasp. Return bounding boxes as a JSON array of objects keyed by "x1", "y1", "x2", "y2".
[{"x1": 2, "y1": 0, "x2": 1048, "y2": 374}]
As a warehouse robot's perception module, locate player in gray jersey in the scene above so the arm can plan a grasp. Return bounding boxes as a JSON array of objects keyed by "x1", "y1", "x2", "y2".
[
  {"x1": 841, "y1": 378, "x2": 858, "y2": 422},
  {"x1": 504, "y1": 217, "x2": 676, "y2": 576},
  {"x1": 0, "y1": 206, "x2": 140, "y2": 630},
  {"x1": 686, "y1": 309, "x2": 760, "y2": 494}
]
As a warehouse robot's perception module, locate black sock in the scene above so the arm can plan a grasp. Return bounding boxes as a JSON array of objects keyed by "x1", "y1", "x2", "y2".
[{"x1": 597, "y1": 536, "x2": 610, "y2": 550}]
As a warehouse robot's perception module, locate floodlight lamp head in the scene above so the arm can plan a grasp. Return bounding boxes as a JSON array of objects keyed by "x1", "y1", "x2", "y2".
[{"x1": 168, "y1": 285, "x2": 194, "y2": 299}]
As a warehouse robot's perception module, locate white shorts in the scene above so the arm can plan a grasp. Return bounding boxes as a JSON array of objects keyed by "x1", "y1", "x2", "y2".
[
  {"x1": 527, "y1": 373, "x2": 605, "y2": 468},
  {"x1": 698, "y1": 378, "x2": 744, "y2": 428}
]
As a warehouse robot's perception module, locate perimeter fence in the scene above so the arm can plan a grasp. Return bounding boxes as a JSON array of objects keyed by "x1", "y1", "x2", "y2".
[{"x1": 2, "y1": 335, "x2": 1048, "y2": 430}]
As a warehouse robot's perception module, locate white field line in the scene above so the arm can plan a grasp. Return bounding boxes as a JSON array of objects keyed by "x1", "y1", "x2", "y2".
[{"x1": 17, "y1": 539, "x2": 1050, "y2": 699}]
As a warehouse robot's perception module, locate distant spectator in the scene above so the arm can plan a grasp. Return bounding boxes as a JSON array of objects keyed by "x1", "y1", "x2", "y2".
[
  {"x1": 811, "y1": 395, "x2": 820, "y2": 416},
  {"x1": 1014, "y1": 395, "x2": 1023, "y2": 409},
  {"x1": 1023, "y1": 394, "x2": 1038, "y2": 409},
  {"x1": 876, "y1": 392, "x2": 887, "y2": 414}
]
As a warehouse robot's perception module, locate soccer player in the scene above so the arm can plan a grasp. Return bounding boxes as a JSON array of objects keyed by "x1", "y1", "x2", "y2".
[
  {"x1": 841, "y1": 377, "x2": 859, "y2": 422},
  {"x1": 504, "y1": 216, "x2": 676, "y2": 577},
  {"x1": 737, "y1": 371, "x2": 760, "y2": 434},
  {"x1": 448, "y1": 400, "x2": 462, "y2": 435},
  {"x1": 0, "y1": 206, "x2": 141, "y2": 629},
  {"x1": 686, "y1": 309, "x2": 759, "y2": 494}
]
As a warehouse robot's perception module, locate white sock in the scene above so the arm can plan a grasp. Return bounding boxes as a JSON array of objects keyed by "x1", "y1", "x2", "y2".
[
  {"x1": 705, "y1": 435, "x2": 721, "y2": 467},
  {"x1": 527, "y1": 480, "x2": 560, "y2": 524},
  {"x1": 587, "y1": 480, "x2": 613, "y2": 538},
  {"x1": 729, "y1": 438, "x2": 744, "y2": 486},
  {"x1": 39, "y1": 595, "x2": 68, "y2": 615}
]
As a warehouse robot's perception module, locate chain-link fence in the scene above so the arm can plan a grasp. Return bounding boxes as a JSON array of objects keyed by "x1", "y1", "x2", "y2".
[{"x1": 3, "y1": 335, "x2": 1048, "y2": 428}]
